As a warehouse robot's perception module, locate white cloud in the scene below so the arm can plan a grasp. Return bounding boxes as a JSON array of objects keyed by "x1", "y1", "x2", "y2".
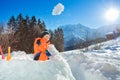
[{"x1": 52, "y1": 3, "x2": 64, "y2": 15}]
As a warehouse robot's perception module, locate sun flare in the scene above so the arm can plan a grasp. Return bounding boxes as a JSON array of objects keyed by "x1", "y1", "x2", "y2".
[{"x1": 105, "y1": 8, "x2": 119, "y2": 22}]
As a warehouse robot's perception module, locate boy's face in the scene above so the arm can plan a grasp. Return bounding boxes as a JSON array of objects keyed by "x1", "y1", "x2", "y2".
[{"x1": 43, "y1": 34, "x2": 50, "y2": 42}]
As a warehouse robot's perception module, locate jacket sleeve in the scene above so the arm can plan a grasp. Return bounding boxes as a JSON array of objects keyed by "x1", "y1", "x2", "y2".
[{"x1": 46, "y1": 50, "x2": 51, "y2": 56}]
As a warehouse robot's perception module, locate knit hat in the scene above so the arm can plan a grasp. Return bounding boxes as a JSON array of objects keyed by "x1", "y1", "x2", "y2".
[{"x1": 40, "y1": 31, "x2": 50, "y2": 38}]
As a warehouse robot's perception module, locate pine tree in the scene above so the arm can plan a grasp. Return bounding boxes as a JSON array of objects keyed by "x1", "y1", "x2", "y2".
[
  {"x1": 54, "y1": 28, "x2": 64, "y2": 52},
  {"x1": 5, "y1": 14, "x2": 49, "y2": 53},
  {"x1": 41, "y1": 21, "x2": 46, "y2": 31},
  {"x1": 36, "y1": 19, "x2": 42, "y2": 37},
  {"x1": 49, "y1": 29, "x2": 55, "y2": 44},
  {"x1": 0, "y1": 24, "x2": 4, "y2": 33},
  {"x1": 26, "y1": 16, "x2": 37, "y2": 53},
  {"x1": 36, "y1": 19, "x2": 47, "y2": 37},
  {"x1": 8, "y1": 16, "x2": 17, "y2": 30},
  {"x1": 25, "y1": 15, "x2": 30, "y2": 28},
  {"x1": 16, "y1": 14, "x2": 26, "y2": 51}
]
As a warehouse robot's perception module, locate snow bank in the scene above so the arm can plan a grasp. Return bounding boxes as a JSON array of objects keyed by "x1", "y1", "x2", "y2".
[
  {"x1": 62, "y1": 37, "x2": 120, "y2": 80},
  {"x1": 0, "y1": 44, "x2": 75, "y2": 80},
  {"x1": 62, "y1": 51, "x2": 120, "y2": 80}
]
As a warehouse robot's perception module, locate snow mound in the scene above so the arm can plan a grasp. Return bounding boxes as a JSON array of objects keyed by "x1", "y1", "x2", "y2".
[
  {"x1": 62, "y1": 51, "x2": 120, "y2": 80},
  {"x1": 0, "y1": 44, "x2": 75, "y2": 80},
  {"x1": 62, "y1": 37, "x2": 120, "y2": 80}
]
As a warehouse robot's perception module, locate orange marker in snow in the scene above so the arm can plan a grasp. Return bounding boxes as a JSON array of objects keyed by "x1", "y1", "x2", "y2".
[
  {"x1": 0, "y1": 45, "x2": 5, "y2": 59},
  {"x1": 6, "y1": 46, "x2": 11, "y2": 61}
]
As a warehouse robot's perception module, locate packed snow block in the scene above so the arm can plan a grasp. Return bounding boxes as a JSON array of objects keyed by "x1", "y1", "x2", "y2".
[
  {"x1": 0, "y1": 60, "x2": 75, "y2": 80},
  {"x1": 0, "y1": 44, "x2": 75, "y2": 80},
  {"x1": 48, "y1": 44, "x2": 59, "y2": 56},
  {"x1": 10, "y1": 51, "x2": 34, "y2": 61}
]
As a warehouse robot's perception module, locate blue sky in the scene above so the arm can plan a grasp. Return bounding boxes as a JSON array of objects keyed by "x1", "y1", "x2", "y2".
[{"x1": 0, "y1": 0, "x2": 120, "y2": 29}]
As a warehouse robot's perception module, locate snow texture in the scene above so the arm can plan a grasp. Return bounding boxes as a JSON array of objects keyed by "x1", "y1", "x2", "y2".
[
  {"x1": 61, "y1": 37, "x2": 120, "y2": 80},
  {"x1": 0, "y1": 44, "x2": 75, "y2": 80}
]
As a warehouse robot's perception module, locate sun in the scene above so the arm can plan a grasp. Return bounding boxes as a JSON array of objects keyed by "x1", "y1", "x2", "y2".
[{"x1": 105, "y1": 8, "x2": 119, "y2": 22}]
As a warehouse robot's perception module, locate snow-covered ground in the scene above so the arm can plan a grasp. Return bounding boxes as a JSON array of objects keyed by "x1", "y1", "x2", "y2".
[
  {"x1": 0, "y1": 45, "x2": 75, "y2": 80},
  {"x1": 62, "y1": 38, "x2": 120, "y2": 80},
  {"x1": 0, "y1": 37, "x2": 120, "y2": 80}
]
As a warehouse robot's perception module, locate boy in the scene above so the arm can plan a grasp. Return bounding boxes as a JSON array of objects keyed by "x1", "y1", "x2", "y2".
[{"x1": 34, "y1": 31, "x2": 51, "y2": 61}]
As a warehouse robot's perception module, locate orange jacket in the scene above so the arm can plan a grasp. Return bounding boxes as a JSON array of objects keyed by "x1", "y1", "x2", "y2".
[{"x1": 34, "y1": 38, "x2": 50, "y2": 61}]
